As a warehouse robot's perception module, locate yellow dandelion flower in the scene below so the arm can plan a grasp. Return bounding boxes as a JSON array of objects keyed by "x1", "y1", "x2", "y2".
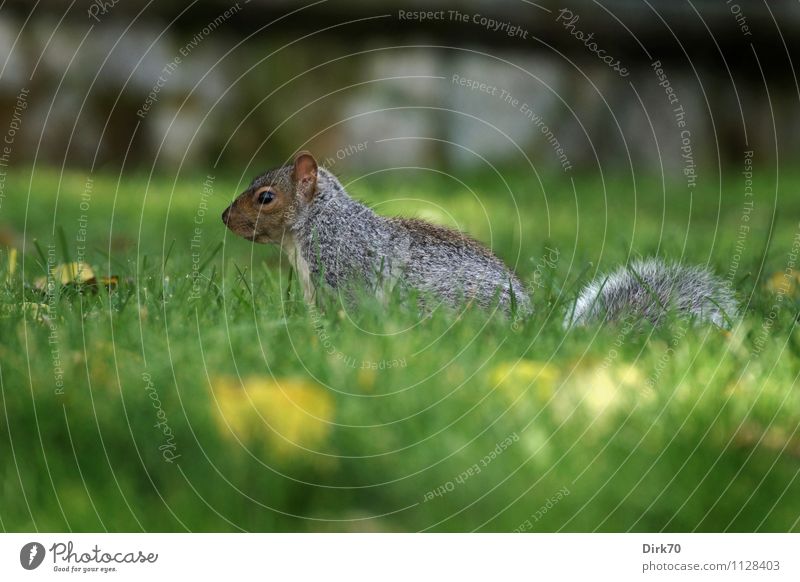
[
  {"x1": 52, "y1": 262, "x2": 95, "y2": 284},
  {"x1": 35, "y1": 262, "x2": 96, "y2": 290},
  {"x1": 6, "y1": 247, "x2": 17, "y2": 281},
  {"x1": 566, "y1": 362, "x2": 645, "y2": 418},
  {"x1": 211, "y1": 375, "x2": 334, "y2": 457},
  {"x1": 765, "y1": 268, "x2": 800, "y2": 298},
  {"x1": 490, "y1": 359, "x2": 560, "y2": 402}
]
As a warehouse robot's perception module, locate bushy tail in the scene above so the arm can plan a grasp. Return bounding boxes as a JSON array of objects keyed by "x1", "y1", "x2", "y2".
[{"x1": 565, "y1": 258, "x2": 738, "y2": 328}]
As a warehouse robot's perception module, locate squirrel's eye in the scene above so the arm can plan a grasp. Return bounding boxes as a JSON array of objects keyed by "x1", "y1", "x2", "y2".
[{"x1": 257, "y1": 189, "x2": 275, "y2": 204}]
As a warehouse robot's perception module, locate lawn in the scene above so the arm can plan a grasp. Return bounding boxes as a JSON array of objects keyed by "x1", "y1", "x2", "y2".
[{"x1": 1, "y1": 165, "x2": 799, "y2": 532}]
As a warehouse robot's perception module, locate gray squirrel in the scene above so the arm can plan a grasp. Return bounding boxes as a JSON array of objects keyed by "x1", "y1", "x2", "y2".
[
  {"x1": 222, "y1": 152, "x2": 530, "y2": 315},
  {"x1": 222, "y1": 152, "x2": 737, "y2": 326}
]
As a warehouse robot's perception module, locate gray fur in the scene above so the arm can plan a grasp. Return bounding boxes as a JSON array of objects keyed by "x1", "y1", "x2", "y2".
[
  {"x1": 289, "y1": 169, "x2": 532, "y2": 315},
  {"x1": 566, "y1": 258, "x2": 738, "y2": 328}
]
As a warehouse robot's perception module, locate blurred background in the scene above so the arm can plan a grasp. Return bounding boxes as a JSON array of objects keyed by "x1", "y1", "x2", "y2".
[{"x1": 1, "y1": 0, "x2": 798, "y2": 177}]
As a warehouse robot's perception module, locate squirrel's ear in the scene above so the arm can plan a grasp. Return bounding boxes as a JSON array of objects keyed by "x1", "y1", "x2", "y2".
[{"x1": 293, "y1": 151, "x2": 318, "y2": 201}]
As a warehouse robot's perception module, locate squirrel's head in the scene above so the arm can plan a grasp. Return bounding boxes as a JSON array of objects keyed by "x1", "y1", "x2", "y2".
[{"x1": 221, "y1": 151, "x2": 319, "y2": 244}]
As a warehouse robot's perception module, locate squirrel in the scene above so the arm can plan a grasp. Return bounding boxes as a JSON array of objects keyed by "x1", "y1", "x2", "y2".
[
  {"x1": 566, "y1": 258, "x2": 738, "y2": 328},
  {"x1": 222, "y1": 152, "x2": 737, "y2": 327},
  {"x1": 221, "y1": 152, "x2": 531, "y2": 315}
]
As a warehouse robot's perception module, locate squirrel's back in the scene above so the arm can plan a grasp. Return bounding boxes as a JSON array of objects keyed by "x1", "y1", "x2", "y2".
[
  {"x1": 390, "y1": 217, "x2": 531, "y2": 314},
  {"x1": 280, "y1": 161, "x2": 530, "y2": 314}
]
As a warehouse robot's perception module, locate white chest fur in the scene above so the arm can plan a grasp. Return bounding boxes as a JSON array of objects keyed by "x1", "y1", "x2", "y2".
[{"x1": 281, "y1": 237, "x2": 315, "y2": 304}]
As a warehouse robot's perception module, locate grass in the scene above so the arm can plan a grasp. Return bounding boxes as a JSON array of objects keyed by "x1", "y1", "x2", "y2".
[{"x1": 1, "y1": 165, "x2": 799, "y2": 532}]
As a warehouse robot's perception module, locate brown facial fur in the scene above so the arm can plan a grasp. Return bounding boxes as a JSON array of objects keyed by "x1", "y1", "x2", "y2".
[{"x1": 222, "y1": 152, "x2": 318, "y2": 244}]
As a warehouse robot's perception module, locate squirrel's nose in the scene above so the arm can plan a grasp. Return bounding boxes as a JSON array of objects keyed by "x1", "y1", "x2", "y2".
[{"x1": 221, "y1": 208, "x2": 230, "y2": 224}]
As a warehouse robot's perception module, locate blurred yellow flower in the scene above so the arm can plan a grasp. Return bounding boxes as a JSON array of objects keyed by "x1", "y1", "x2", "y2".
[
  {"x1": 35, "y1": 261, "x2": 96, "y2": 290},
  {"x1": 6, "y1": 247, "x2": 17, "y2": 281},
  {"x1": 357, "y1": 366, "x2": 376, "y2": 391},
  {"x1": 765, "y1": 268, "x2": 800, "y2": 297},
  {"x1": 490, "y1": 360, "x2": 560, "y2": 402},
  {"x1": 566, "y1": 362, "x2": 646, "y2": 418},
  {"x1": 52, "y1": 262, "x2": 95, "y2": 284},
  {"x1": 211, "y1": 375, "x2": 334, "y2": 457}
]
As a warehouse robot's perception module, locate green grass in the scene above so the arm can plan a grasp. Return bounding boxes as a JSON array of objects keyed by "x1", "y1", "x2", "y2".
[{"x1": 1, "y1": 165, "x2": 799, "y2": 532}]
